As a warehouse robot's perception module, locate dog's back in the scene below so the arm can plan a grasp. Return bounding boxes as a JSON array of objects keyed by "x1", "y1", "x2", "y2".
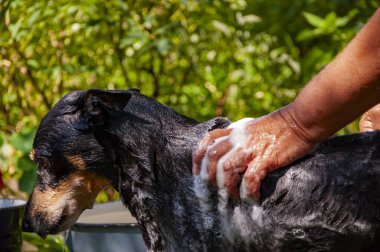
[
  {"x1": 261, "y1": 131, "x2": 380, "y2": 251},
  {"x1": 116, "y1": 91, "x2": 380, "y2": 251},
  {"x1": 164, "y1": 126, "x2": 380, "y2": 251}
]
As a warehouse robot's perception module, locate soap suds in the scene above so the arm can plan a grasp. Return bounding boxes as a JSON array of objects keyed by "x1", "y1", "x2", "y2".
[{"x1": 194, "y1": 118, "x2": 269, "y2": 244}]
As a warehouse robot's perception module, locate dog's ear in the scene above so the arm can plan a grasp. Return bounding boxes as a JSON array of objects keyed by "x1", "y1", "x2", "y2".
[
  {"x1": 85, "y1": 89, "x2": 132, "y2": 112},
  {"x1": 83, "y1": 89, "x2": 132, "y2": 127}
]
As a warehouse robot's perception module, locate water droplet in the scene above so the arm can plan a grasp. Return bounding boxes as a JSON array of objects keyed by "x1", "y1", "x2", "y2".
[{"x1": 292, "y1": 229, "x2": 306, "y2": 239}]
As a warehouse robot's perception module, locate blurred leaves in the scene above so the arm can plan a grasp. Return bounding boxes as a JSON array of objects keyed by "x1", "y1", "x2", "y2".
[
  {"x1": 0, "y1": 0, "x2": 377, "y2": 199},
  {"x1": 0, "y1": 0, "x2": 377, "y2": 248},
  {"x1": 298, "y1": 9, "x2": 359, "y2": 41},
  {"x1": 17, "y1": 154, "x2": 37, "y2": 193},
  {"x1": 0, "y1": 0, "x2": 376, "y2": 135},
  {"x1": 23, "y1": 232, "x2": 68, "y2": 252},
  {"x1": 303, "y1": 12, "x2": 325, "y2": 28},
  {"x1": 10, "y1": 128, "x2": 36, "y2": 153},
  {"x1": 1, "y1": 127, "x2": 37, "y2": 195},
  {"x1": 0, "y1": 0, "x2": 376, "y2": 190}
]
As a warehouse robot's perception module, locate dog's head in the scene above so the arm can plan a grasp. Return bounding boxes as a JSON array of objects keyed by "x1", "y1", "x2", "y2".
[{"x1": 22, "y1": 89, "x2": 135, "y2": 237}]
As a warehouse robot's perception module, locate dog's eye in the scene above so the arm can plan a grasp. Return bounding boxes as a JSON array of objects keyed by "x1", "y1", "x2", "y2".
[{"x1": 92, "y1": 101, "x2": 99, "y2": 108}]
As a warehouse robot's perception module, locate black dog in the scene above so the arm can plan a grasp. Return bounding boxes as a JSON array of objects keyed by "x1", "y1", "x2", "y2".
[{"x1": 23, "y1": 89, "x2": 380, "y2": 251}]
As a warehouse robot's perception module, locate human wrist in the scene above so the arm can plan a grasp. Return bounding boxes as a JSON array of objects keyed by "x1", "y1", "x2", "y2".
[{"x1": 276, "y1": 104, "x2": 322, "y2": 145}]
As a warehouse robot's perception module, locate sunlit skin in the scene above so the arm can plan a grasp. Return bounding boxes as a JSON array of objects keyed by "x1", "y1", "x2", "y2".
[
  {"x1": 360, "y1": 104, "x2": 380, "y2": 132},
  {"x1": 193, "y1": 8, "x2": 380, "y2": 201}
]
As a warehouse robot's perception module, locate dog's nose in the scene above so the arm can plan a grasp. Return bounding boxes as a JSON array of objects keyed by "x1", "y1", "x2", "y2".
[{"x1": 22, "y1": 215, "x2": 34, "y2": 232}]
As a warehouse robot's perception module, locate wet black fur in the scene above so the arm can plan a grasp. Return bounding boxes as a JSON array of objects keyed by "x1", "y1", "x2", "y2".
[{"x1": 23, "y1": 89, "x2": 380, "y2": 251}]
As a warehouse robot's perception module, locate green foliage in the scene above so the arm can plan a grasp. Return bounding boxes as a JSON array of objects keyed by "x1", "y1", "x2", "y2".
[
  {"x1": 10, "y1": 127, "x2": 35, "y2": 153},
  {"x1": 0, "y1": 0, "x2": 377, "y2": 249},
  {"x1": 0, "y1": 127, "x2": 36, "y2": 196},
  {"x1": 0, "y1": 0, "x2": 377, "y2": 198},
  {"x1": 1, "y1": 0, "x2": 378, "y2": 134},
  {"x1": 298, "y1": 10, "x2": 359, "y2": 41},
  {"x1": 0, "y1": 0, "x2": 377, "y2": 196},
  {"x1": 23, "y1": 232, "x2": 68, "y2": 252}
]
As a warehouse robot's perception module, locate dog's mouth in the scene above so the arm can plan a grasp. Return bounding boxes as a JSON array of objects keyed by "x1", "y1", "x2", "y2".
[
  {"x1": 87, "y1": 200, "x2": 95, "y2": 209},
  {"x1": 28, "y1": 201, "x2": 87, "y2": 238},
  {"x1": 24, "y1": 170, "x2": 110, "y2": 238},
  {"x1": 34, "y1": 208, "x2": 69, "y2": 238},
  {"x1": 25, "y1": 194, "x2": 100, "y2": 238},
  {"x1": 36, "y1": 222, "x2": 62, "y2": 239}
]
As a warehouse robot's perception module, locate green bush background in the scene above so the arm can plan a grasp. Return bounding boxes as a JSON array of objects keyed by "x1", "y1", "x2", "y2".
[{"x1": 0, "y1": 0, "x2": 378, "y2": 250}]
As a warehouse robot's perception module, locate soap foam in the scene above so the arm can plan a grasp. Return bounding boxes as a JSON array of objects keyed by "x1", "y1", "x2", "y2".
[
  {"x1": 194, "y1": 118, "x2": 268, "y2": 243},
  {"x1": 216, "y1": 118, "x2": 254, "y2": 210}
]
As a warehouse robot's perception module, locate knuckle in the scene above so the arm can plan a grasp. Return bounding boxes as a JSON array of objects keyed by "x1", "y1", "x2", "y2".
[
  {"x1": 207, "y1": 149, "x2": 218, "y2": 159},
  {"x1": 372, "y1": 106, "x2": 380, "y2": 116}
]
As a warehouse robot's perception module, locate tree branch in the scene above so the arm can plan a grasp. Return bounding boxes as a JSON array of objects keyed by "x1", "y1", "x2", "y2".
[
  {"x1": 4, "y1": 11, "x2": 51, "y2": 108},
  {"x1": 215, "y1": 83, "x2": 232, "y2": 116},
  {"x1": 103, "y1": 4, "x2": 130, "y2": 86}
]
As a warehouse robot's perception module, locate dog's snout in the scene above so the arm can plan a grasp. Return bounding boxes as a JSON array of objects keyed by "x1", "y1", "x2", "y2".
[
  {"x1": 22, "y1": 212, "x2": 50, "y2": 238},
  {"x1": 22, "y1": 215, "x2": 33, "y2": 232},
  {"x1": 22, "y1": 201, "x2": 35, "y2": 233}
]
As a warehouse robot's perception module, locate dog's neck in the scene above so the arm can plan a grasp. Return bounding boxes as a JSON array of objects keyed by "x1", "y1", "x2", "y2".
[{"x1": 96, "y1": 95, "x2": 230, "y2": 250}]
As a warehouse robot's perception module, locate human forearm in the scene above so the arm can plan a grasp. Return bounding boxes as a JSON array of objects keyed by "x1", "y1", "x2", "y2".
[
  {"x1": 284, "y1": 8, "x2": 380, "y2": 143},
  {"x1": 193, "y1": 9, "x2": 380, "y2": 201}
]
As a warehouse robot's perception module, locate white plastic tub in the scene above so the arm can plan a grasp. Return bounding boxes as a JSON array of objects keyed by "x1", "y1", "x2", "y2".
[{"x1": 67, "y1": 201, "x2": 145, "y2": 252}]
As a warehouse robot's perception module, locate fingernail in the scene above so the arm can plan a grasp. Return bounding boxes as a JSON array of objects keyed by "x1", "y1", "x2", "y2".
[{"x1": 240, "y1": 180, "x2": 259, "y2": 203}]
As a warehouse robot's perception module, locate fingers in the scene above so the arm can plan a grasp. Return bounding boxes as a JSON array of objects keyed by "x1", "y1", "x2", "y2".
[
  {"x1": 360, "y1": 103, "x2": 380, "y2": 132},
  {"x1": 220, "y1": 150, "x2": 251, "y2": 198},
  {"x1": 193, "y1": 124, "x2": 266, "y2": 201},
  {"x1": 193, "y1": 117, "x2": 277, "y2": 202},
  {"x1": 359, "y1": 112, "x2": 373, "y2": 132},
  {"x1": 204, "y1": 138, "x2": 233, "y2": 185},
  {"x1": 371, "y1": 104, "x2": 380, "y2": 130},
  {"x1": 240, "y1": 160, "x2": 268, "y2": 201},
  {"x1": 192, "y1": 128, "x2": 232, "y2": 175}
]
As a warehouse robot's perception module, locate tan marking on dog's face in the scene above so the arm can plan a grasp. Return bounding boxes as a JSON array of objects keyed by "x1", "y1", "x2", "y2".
[
  {"x1": 27, "y1": 170, "x2": 110, "y2": 233},
  {"x1": 29, "y1": 148, "x2": 36, "y2": 161},
  {"x1": 65, "y1": 154, "x2": 87, "y2": 170}
]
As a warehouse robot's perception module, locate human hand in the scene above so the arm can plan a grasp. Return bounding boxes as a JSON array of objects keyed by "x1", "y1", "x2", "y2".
[
  {"x1": 359, "y1": 104, "x2": 380, "y2": 132},
  {"x1": 192, "y1": 107, "x2": 316, "y2": 201}
]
